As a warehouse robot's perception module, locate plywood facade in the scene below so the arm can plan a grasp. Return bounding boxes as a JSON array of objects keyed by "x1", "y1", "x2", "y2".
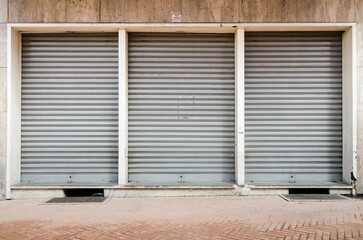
[{"x1": 1, "y1": 0, "x2": 363, "y2": 198}]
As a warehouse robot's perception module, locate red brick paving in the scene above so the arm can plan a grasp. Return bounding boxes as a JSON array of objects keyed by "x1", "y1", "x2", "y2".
[{"x1": 0, "y1": 196, "x2": 363, "y2": 239}]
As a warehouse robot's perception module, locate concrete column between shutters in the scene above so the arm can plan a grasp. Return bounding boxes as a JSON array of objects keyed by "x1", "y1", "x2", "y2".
[
  {"x1": 118, "y1": 29, "x2": 128, "y2": 185},
  {"x1": 235, "y1": 28, "x2": 245, "y2": 185}
]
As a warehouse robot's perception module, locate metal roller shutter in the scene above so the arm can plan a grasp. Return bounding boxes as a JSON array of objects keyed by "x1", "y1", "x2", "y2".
[
  {"x1": 245, "y1": 32, "x2": 343, "y2": 183},
  {"x1": 21, "y1": 33, "x2": 118, "y2": 184},
  {"x1": 128, "y1": 33, "x2": 235, "y2": 183}
]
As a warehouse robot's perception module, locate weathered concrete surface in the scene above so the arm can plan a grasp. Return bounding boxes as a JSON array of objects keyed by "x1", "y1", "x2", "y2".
[
  {"x1": 1, "y1": 0, "x2": 363, "y2": 199},
  {"x1": 125, "y1": 0, "x2": 182, "y2": 23},
  {"x1": 8, "y1": 0, "x2": 66, "y2": 23},
  {"x1": 1, "y1": 196, "x2": 363, "y2": 239},
  {"x1": 7, "y1": 0, "x2": 358, "y2": 23},
  {"x1": 0, "y1": 23, "x2": 6, "y2": 201},
  {"x1": 66, "y1": 0, "x2": 100, "y2": 22},
  {"x1": 356, "y1": 0, "x2": 363, "y2": 196},
  {"x1": 182, "y1": 0, "x2": 240, "y2": 22},
  {"x1": 100, "y1": 0, "x2": 124, "y2": 22},
  {"x1": 0, "y1": 70, "x2": 6, "y2": 200},
  {"x1": 297, "y1": 0, "x2": 356, "y2": 22},
  {"x1": 0, "y1": 25, "x2": 6, "y2": 68},
  {"x1": 0, "y1": 157, "x2": 5, "y2": 200},
  {"x1": 0, "y1": 0, "x2": 7, "y2": 23}
]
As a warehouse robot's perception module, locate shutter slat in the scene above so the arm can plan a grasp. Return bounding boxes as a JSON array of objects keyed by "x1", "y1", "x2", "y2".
[
  {"x1": 128, "y1": 33, "x2": 235, "y2": 183},
  {"x1": 245, "y1": 32, "x2": 343, "y2": 183},
  {"x1": 21, "y1": 33, "x2": 119, "y2": 184}
]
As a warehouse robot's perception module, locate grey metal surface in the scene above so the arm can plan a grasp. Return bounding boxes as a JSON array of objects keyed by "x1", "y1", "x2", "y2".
[
  {"x1": 21, "y1": 33, "x2": 118, "y2": 183},
  {"x1": 282, "y1": 194, "x2": 348, "y2": 201},
  {"x1": 245, "y1": 32, "x2": 343, "y2": 183},
  {"x1": 46, "y1": 197, "x2": 107, "y2": 203},
  {"x1": 128, "y1": 33, "x2": 235, "y2": 182}
]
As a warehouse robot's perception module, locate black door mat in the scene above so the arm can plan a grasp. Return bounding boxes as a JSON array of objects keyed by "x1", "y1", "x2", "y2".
[
  {"x1": 342, "y1": 194, "x2": 363, "y2": 199},
  {"x1": 281, "y1": 194, "x2": 349, "y2": 202},
  {"x1": 46, "y1": 197, "x2": 107, "y2": 203}
]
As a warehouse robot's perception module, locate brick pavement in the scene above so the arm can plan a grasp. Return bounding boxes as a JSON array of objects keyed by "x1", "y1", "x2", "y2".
[{"x1": 0, "y1": 196, "x2": 363, "y2": 239}]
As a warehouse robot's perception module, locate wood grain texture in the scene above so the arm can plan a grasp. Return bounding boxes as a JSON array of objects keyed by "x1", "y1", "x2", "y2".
[
  {"x1": 182, "y1": 0, "x2": 239, "y2": 22},
  {"x1": 298, "y1": 0, "x2": 356, "y2": 22},
  {"x1": 100, "y1": 0, "x2": 124, "y2": 22},
  {"x1": 66, "y1": 0, "x2": 100, "y2": 22},
  {"x1": 124, "y1": 0, "x2": 181, "y2": 22},
  {"x1": 9, "y1": 0, "x2": 66, "y2": 23}
]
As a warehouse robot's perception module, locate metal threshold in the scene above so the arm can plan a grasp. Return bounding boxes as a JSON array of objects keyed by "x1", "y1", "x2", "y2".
[
  {"x1": 13, "y1": 182, "x2": 350, "y2": 190},
  {"x1": 15, "y1": 182, "x2": 117, "y2": 186},
  {"x1": 124, "y1": 181, "x2": 236, "y2": 190},
  {"x1": 125, "y1": 181, "x2": 235, "y2": 187},
  {"x1": 12, "y1": 182, "x2": 118, "y2": 190},
  {"x1": 12, "y1": 181, "x2": 236, "y2": 190}
]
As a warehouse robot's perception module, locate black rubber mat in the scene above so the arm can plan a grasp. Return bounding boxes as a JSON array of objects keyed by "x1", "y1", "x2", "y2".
[
  {"x1": 46, "y1": 197, "x2": 106, "y2": 203},
  {"x1": 282, "y1": 194, "x2": 349, "y2": 201},
  {"x1": 342, "y1": 194, "x2": 363, "y2": 199}
]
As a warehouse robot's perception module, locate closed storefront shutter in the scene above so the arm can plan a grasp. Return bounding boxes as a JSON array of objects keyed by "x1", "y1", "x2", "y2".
[
  {"x1": 21, "y1": 33, "x2": 118, "y2": 184},
  {"x1": 128, "y1": 33, "x2": 235, "y2": 183},
  {"x1": 245, "y1": 32, "x2": 343, "y2": 183}
]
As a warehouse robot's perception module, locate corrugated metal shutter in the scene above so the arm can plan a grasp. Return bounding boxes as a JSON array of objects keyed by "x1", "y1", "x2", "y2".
[
  {"x1": 245, "y1": 32, "x2": 343, "y2": 183},
  {"x1": 21, "y1": 33, "x2": 118, "y2": 184},
  {"x1": 128, "y1": 33, "x2": 235, "y2": 183}
]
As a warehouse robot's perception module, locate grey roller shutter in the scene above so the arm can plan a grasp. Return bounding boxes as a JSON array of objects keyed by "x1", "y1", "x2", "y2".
[
  {"x1": 21, "y1": 33, "x2": 118, "y2": 184},
  {"x1": 245, "y1": 32, "x2": 342, "y2": 183},
  {"x1": 128, "y1": 33, "x2": 235, "y2": 183}
]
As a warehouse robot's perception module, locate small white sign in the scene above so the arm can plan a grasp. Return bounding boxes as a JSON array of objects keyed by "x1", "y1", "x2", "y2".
[{"x1": 172, "y1": 12, "x2": 182, "y2": 23}]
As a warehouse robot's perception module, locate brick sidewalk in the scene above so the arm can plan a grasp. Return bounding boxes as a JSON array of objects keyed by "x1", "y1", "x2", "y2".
[{"x1": 0, "y1": 196, "x2": 363, "y2": 239}]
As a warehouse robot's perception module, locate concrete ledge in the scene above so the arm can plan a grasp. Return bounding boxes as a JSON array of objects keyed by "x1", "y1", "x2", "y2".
[
  {"x1": 11, "y1": 187, "x2": 246, "y2": 199},
  {"x1": 11, "y1": 185, "x2": 244, "y2": 199},
  {"x1": 105, "y1": 188, "x2": 247, "y2": 198},
  {"x1": 9, "y1": 183, "x2": 353, "y2": 199},
  {"x1": 329, "y1": 189, "x2": 352, "y2": 195},
  {"x1": 12, "y1": 185, "x2": 236, "y2": 190},
  {"x1": 11, "y1": 189, "x2": 65, "y2": 199},
  {"x1": 245, "y1": 183, "x2": 353, "y2": 195},
  {"x1": 246, "y1": 184, "x2": 353, "y2": 189},
  {"x1": 248, "y1": 188, "x2": 289, "y2": 195}
]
